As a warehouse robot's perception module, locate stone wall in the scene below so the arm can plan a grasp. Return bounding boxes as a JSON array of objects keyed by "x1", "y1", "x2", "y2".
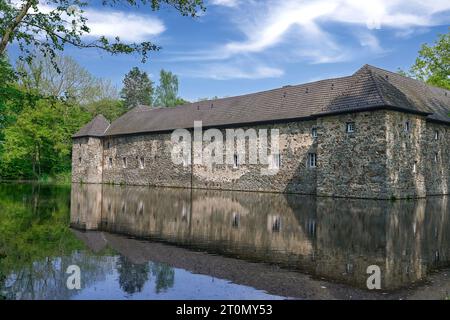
[
  {"x1": 385, "y1": 110, "x2": 450, "y2": 198},
  {"x1": 72, "y1": 137, "x2": 103, "y2": 183},
  {"x1": 192, "y1": 121, "x2": 317, "y2": 194},
  {"x1": 72, "y1": 109, "x2": 449, "y2": 199},
  {"x1": 317, "y1": 110, "x2": 389, "y2": 198},
  {"x1": 101, "y1": 133, "x2": 191, "y2": 188}
]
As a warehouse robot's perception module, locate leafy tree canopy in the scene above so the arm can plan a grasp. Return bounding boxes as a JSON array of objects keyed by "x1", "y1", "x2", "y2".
[
  {"x1": 121, "y1": 67, "x2": 154, "y2": 108},
  {"x1": 0, "y1": 0, "x2": 205, "y2": 67},
  {"x1": 399, "y1": 31, "x2": 449, "y2": 90},
  {"x1": 154, "y1": 69, "x2": 186, "y2": 107}
]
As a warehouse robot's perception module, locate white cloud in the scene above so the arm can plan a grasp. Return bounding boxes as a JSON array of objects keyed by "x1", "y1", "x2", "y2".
[
  {"x1": 183, "y1": 63, "x2": 284, "y2": 80},
  {"x1": 85, "y1": 10, "x2": 165, "y2": 42},
  {"x1": 172, "y1": 0, "x2": 450, "y2": 69},
  {"x1": 209, "y1": 0, "x2": 240, "y2": 7},
  {"x1": 19, "y1": 1, "x2": 166, "y2": 42}
]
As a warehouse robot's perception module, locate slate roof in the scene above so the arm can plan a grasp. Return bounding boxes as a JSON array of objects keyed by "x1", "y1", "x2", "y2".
[
  {"x1": 73, "y1": 115, "x2": 110, "y2": 138},
  {"x1": 73, "y1": 65, "x2": 450, "y2": 138}
]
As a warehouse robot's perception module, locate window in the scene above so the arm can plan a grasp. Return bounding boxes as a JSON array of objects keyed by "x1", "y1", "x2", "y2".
[
  {"x1": 272, "y1": 216, "x2": 281, "y2": 232},
  {"x1": 232, "y1": 212, "x2": 240, "y2": 228},
  {"x1": 435, "y1": 130, "x2": 439, "y2": 140},
  {"x1": 139, "y1": 157, "x2": 145, "y2": 169},
  {"x1": 308, "y1": 153, "x2": 317, "y2": 168},
  {"x1": 413, "y1": 161, "x2": 417, "y2": 173},
  {"x1": 346, "y1": 122, "x2": 355, "y2": 133},
  {"x1": 311, "y1": 127, "x2": 318, "y2": 138},
  {"x1": 271, "y1": 154, "x2": 281, "y2": 169},
  {"x1": 122, "y1": 157, "x2": 127, "y2": 168},
  {"x1": 233, "y1": 154, "x2": 239, "y2": 168},
  {"x1": 108, "y1": 157, "x2": 113, "y2": 168},
  {"x1": 78, "y1": 157, "x2": 82, "y2": 164},
  {"x1": 435, "y1": 153, "x2": 438, "y2": 162},
  {"x1": 107, "y1": 141, "x2": 110, "y2": 148},
  {"x1": 404, "y1": 121, "x2": 410, "y2": 132}
]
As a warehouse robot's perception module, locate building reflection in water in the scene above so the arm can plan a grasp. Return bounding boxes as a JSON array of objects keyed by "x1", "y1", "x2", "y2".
[{"x1": 70, "y1": 184, "x2": 450, "y2": 290}]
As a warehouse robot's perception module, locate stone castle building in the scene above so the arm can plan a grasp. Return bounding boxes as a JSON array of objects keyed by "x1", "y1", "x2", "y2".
[{"x1": 72, "y1": 65, "x2": 450, "y2": 199}]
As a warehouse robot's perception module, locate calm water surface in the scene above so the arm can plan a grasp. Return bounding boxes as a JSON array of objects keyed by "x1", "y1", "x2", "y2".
[{"x1": 0, "y1": 183, "x2": 449, "y2": 299}]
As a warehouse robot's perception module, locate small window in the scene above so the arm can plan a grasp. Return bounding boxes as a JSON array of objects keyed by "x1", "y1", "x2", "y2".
[
  {"x1": 272, "y1": 216, "x2": 281, "y2": 232},
  {"x1": 108, "y1": 157, "x2": 113, "y2": 168},
  {"x1": 434, "y1": 130, "x2": 439, "y2": 140},
  {"x1": 233, "y1": 154, "x2": 239, "y2": 168},
  {"x1": 435, "y1": 153, "x2": 438, "y2": 162},
  {"x1": 139, "y1": 157, "x2": 145, "y2": 169},
  {"x1": 107, "y1": 141, "x2": 111, "y2": 148},
  {"x1": 271, "y1": 154, "x2": 281, "y2": 169},
  {"x1": 404, "y1": 121, "x2": 410, "y2": 132},
  {"x1": 122, "y1": 157, "x2": 127, "y2": 168},
  {"x1": 232, "y1": 212, "x2": 240, "y2": 228},
  {"x1": 308, "y1": 153, "x2": 317, "y2": 168},
  {"x1": 312, "y1": 127, "x2": 318, "y2": 138},
  {"x1": 346, "y1": 122, "x2": 355, "y2": 133},
  {"x1": 413, "y1": 161, "x2": 417, "y2": 173},
  {"x1": 78, "y1": 157, "x2": 82, "y2": 164}
]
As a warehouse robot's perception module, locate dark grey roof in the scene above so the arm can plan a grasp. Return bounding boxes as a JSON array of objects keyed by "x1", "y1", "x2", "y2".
[
  {"x1": 73, "y1": 115, "x2": 110, "y2": 138},
  {"x1": 101, "y1": 65, "x2": 449, "y2": 137}
]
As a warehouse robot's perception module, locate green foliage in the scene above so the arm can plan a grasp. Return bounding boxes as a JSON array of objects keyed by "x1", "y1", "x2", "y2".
[
  {"x1": 399, "y1": 31, "x2": 450, "y2": 90},
  {"x1": 0, "y1": 99, "x2": 90, "y2": 179},
  {"x1": 83, "y1": 98, "x2": 127, "y2": 122},
  {"x1": 154, "y1": 69, "x2": 186, "y2": 107},
  {"x1": 0, "y1": 0, "x2": 205, "y2": 65},
  {"x1": 121, "y1": 67, "x2": 154, "y2": 108}
]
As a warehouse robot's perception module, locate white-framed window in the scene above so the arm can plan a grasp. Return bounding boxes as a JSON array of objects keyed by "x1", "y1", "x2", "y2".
[
  {"x1": 346, "y1": 122, "x2": 355, "y2": 133},
  {"x1": 311, "y1": 127, "x2": 318, "y2": 138},
  {"x1": 122, "y1": 157, "x2": 127, "y2": 168},
  {"x1": 108, "y1": 157, "x2": 113, "y2": 168},
  {"x1": 404, "y1": 121, "x2": 410, "y2": 132},
  {"x1": 139, "y1": 157, "x2": 145, "y2": 169},
  {"x1": 435, "y1": 130, "x2": 439, "y2": 140},
  {"x1": 233, "y1": 154, "x2": 239, "y2": 168},
  {"x1": 308, "y1": 153, "x2": 317, "y2": 168},
  {"x1": 270, "y1": 153, "x2": 281, "y2": 169}
]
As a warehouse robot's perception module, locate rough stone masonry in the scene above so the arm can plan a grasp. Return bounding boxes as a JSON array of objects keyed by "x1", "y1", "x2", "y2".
[{"x1": 72, "y1": 65, "x2": 450, "y2": 199}]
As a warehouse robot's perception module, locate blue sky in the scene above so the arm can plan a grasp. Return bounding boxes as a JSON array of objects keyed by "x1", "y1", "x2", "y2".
[{"x1": 8, "y1": 0, "x2": 450, "y2": 101}]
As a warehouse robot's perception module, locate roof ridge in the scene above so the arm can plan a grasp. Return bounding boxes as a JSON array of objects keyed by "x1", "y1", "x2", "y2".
[
  {"x1": 366, "y1": 64, "x2": 450, "y2": 93},
  {"x1": 365, "y1": 65, "x2": 388, "y2": 106}
]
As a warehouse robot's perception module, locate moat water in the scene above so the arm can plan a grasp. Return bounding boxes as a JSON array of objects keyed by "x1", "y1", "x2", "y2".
[{"x1": 0, "y1": 182, "x2": 449, "y2": 299}]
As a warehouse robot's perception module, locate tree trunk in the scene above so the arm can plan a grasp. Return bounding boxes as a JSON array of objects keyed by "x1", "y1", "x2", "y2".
[{"x1": 0, "y1": 1, "x2": 33, "y2": 55}]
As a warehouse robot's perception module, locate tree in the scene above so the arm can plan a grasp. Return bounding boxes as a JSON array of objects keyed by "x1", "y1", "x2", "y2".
[
  {"x1": 17, "y1": 54, "x2": 119, "y2": 104},
  {"x1": 84, "y1": 98, "x2": 127, "y2": 122},
  {"x1": 117, "y1": 256, "x2": 149, "y2": 295},
  {"x1": 399, "y1": 31, "x2": 449, "y2": 90},
  {"x1": 0, "y1": 0, "x2": 205, "y2": 66},
  {"x1": 0, "y1": 98, "x2": 90, "y2": 179},
  {"x1": 154, "y1": 69, "x2": 186, "y2": 107},
  {"x1": 121, "y1": 67, "x2": 154, "y2": 108}
]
